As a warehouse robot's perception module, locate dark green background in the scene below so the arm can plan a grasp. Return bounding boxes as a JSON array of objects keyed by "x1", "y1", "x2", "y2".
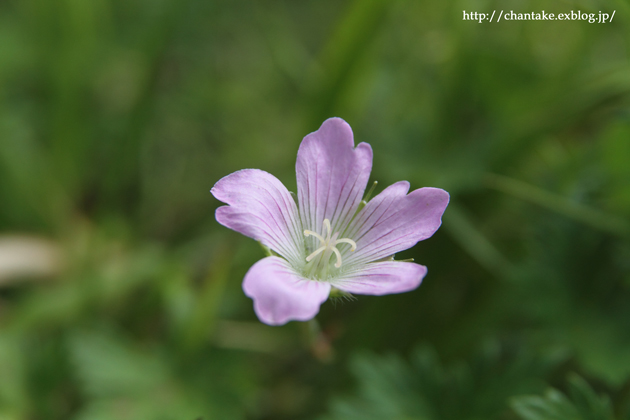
[{"x1": 1, "y1": 0, "x2": 630, "y2": 419}]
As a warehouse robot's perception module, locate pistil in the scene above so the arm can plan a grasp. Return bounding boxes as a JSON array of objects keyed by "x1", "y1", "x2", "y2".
[{"x1": 304, "y1": 219, "x2": 357, "y2": 272}]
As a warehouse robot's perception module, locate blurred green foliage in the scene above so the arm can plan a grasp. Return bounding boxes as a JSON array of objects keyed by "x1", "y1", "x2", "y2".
[
  {"x1": 511, "y1": 375, "x2": 619, "y2": 420},
  {"x1": 322, "y1": 345, "x2": 553, "y2": 420},
  {"x1": 1, "y1": 0, "x2": 630, "y2": 419}
]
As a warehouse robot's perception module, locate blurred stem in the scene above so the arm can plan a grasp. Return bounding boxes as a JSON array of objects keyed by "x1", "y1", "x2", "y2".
[
  {"x1": 213, "y1": 320, "x2": 296, "y2": 353},
  {"x1": 616, "y1": 376, "x2": 630, "y2": 420},
  {"x1": 302, "y1": 318, "x2": 334, "y2": 362},
  {"x1": 252, "y1": 2, "x2": 314, "y2": 91},
  {"x1": 306, "y1": 0, "x2": 390, "y2": 125},
  {"x1": 179, "y1": 240, "x2": 234, "y2": 353},
  {"x1": 611, "y1": 0, "x2": 630, "y2": 27},
  {"x1": 103, "y1": 0, "x2": 192, "y2": 210},
  {"x1": 484, "y1": 173, "x2": 630, "y2": 239},
  {"x1": 0, "y1": 126, "x2": 70, "y2": 230},
  {"x1": 444, "y1": 205, "x2": 514, "y2": 278},
  {"x1": 304, "y1": 318, "x2": 321, "y2": 346},
  {"x1": 491, "y1": 66, "x2": 630, "y2": 173}
]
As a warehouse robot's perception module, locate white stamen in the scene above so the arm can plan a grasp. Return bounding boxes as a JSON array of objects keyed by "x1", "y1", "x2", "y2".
[
  {"x1": 306, "y1": 246, "x2": 326, "y2": 262},
  {"x1": 334, "y1": 238, "x2": 357, "y2": 251},
  {"x1": 303, "y1": 218, "x2": 357, "y2": 269},
  {"x1": 304, "y1": 230, "x2": 325, "y2": 244},
  {"x1": 323, "y1": 219, "x2": 332, "y2": 238},
  {"x1": 332, "y1": 247, "x2": 343, "y2": 268}
]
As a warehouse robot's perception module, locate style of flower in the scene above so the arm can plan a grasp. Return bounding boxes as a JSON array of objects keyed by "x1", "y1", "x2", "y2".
[{"x1": 211, "y1": 118, "x2": 449, "y2": 325}]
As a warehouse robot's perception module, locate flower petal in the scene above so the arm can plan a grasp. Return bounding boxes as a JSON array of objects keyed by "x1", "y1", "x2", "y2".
[
  {"x1": 332, "y1": 261, "x2": 427, "y2": 295},
  {"x1": 344, "y1": 182, "x2": 449, "y2": 266},
  {"x1": 296, "y1": 118, "x2": 372, "y2": 247},
  {"x1": 242, "y1": 256, "x2": 331, "y2": 326},
  {"x1": 211, "y1": 169, "x2": 303, "y2": 265}
]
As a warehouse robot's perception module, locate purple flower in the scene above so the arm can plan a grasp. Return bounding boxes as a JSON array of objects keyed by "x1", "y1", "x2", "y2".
[{"x1": 211, "y1": 118, "x2": 449, "y2": 325}]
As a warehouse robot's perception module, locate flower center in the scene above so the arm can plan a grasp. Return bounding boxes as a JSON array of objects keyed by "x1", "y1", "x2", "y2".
[{"x1": 304, "y1": 218, "x2": 357, "y2": 269}]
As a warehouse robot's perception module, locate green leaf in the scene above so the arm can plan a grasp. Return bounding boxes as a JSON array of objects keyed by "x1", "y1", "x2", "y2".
[
  {"x1": 511, "y1": 375, "x2": 614, "y2": 420},
  {"x1": 322, "y1": 345, "x2": 551, "y2": 420}
]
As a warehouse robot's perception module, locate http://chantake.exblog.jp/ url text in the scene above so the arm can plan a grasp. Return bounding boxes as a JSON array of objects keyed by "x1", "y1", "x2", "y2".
[{"x1": 463, "y1": 10, "x2": 615, "y2": 23}]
